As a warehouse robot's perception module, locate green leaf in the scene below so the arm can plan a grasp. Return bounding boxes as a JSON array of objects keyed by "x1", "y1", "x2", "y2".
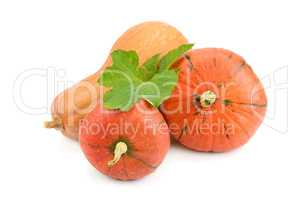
[
  {"x1": 159, "y1": 44, "x2": 194, "y2": 71},
  {"x1": 111, "y1": 50, "x2": 139, "y2": 70},
  {"x1": 98, "y1": 44, "x2": 193, "y2": 111},
  {"x1": 136, "y1": 54, "x2": 160, "y2": 81},
  {"x1": 143, "y1": 54, "x2": 160, "y2": 74},
  {"x1": 103, "y1": 85, "x2": 135, "y2": 111},
  {"x1": 137, "y1": 54, "x2": 160, "y2": 81},
  {"x1": 139, "y1": 69, "x2": 178, "y2": 107}
]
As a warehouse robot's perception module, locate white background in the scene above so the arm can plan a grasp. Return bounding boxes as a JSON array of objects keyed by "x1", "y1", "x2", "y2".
[{"x1": 0, "y1": 0, "x2": 299, "y2": 199}]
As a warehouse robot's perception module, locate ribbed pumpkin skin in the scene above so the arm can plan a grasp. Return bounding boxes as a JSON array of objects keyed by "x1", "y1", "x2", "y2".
[
  {"x1": 160, "y1": 48, "x2": 267, "y2": 152},
  {"x1": 79, "y1": 101, "x2": 170, "y2": 180},
  {"x1": 50, "y1": 21, "x2": 188, "y2": 140}
]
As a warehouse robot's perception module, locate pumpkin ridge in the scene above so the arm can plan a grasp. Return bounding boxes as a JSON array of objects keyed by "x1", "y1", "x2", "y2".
[
  {"x1": 222, "y1": 122, "x2": 234, "y2": 149},
  {"x1": 212, "y1": 119, "x2": 234, "y2": 150},
  {"x1": 213, "y1": 57, "x2": 217, "y2": 69},
  {"x1": 226, "y1": 52, "x2": 234, "y2": 60},
  {"x1": 128, "y1": 154, "x2": 157, "y2": 170},
  {"x1": 106, "y1": 165, "x2": 113, "y2": 176},
  {"x1": 231, "y1": 60, "x2": 247, "y2": 77},
  {"x1": 122, "y1": 158, "x2": 129, "y2": 180},
  {"x1": 183, "y1": 54, "x2": 193, "y2": 71},
  {"x1": 177, "y1": 121, "x2": 189, "y2": 141},
  {"x1": 182, "y1": 54, "x2": 206, "y2": 82},
  {"x1": 229, "y1": 101, "x2": 267, "y2": 107},
  {"x1": 228, "y1": 106, "x2": 257, "y2": 125},
  {"x1": 182, "y1": 113, "x2": 206, "y2": 142},
  {"x1": 219, "y1": 114, "x2": 247, "y2": 149},
  {"x1": 222, "y1": 110, "x2": 250, "y2": 138},
  {"x1": 230, "y1": 77, "x2": 261, "y2": 92},
  {"x1": 177, "y1": 78, "x2": 195, "y2": 90},
  {"x1": 195, "y1": 110, "x2": 212, "y2": 150},
  {"x1": 207, "y1": 108, "x2": 215, "y2": 151}
]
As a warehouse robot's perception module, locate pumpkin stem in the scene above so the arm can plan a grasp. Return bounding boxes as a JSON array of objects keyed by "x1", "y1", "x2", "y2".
[
  {"x1": 44, "y1": 118, "x2": 62, "y2": 129},
  {"x1": 200, "y1": 90, "x2": 217, "y2": 108},
  {"x1": 107, "y1": 141, "x2": 128, "y2": 167}
]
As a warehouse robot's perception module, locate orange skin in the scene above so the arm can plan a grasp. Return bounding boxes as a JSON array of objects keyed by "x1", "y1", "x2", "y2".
[
  {"x1": 160, "y1": 48, "x2": 267, "y2": 152},
  {"x1": 46, "y1": 21, "x2": 188, "y2": 140},
  {"x1": 79, "y1": 101, "x2": 170, "y2": 180}
]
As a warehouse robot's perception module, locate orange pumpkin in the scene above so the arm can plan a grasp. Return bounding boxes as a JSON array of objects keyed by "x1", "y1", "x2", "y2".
[
  {"x1": 79, "y1": 101, "x2": 170, "y2": 180},
  {"x1": 160, "y1": 48, "x2": 267, "y2": 152}
]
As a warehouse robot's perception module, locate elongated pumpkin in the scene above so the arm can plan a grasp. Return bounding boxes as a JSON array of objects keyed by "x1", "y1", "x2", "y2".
[
  {"x1": 160, "y1": 48, "x2": 267, "y2": 152},
  {"x1": 44, "y1": 21, "x2": 188, "y2": 140},
  {"x1": 79, "y1": 100, "x2": 170, "y2": 180}
]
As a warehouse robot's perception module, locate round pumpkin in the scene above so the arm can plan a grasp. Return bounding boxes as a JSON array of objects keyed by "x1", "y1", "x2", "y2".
[
  {"x1": 160, "y1": 48, "x2": 267, "y2": 152},
  {"x1": 79, "y1": 101, "x2": 170, "y2": 180}
]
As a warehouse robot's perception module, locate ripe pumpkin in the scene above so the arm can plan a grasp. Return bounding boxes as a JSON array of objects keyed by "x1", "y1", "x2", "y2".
[
  {"x1": 160, "y1": 48, "x2": 267, "y2": 152},
  {"x1": 44, "y1": 21, "x2": 188, "y2": 140},
  {"x1": 79, "y1": 100, "x2": 170, "y2": 180}
]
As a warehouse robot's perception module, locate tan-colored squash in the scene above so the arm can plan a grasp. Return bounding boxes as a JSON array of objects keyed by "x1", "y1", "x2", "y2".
[{"x1": 44, "y1": 21, "x2": 188, "y2": 140}]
